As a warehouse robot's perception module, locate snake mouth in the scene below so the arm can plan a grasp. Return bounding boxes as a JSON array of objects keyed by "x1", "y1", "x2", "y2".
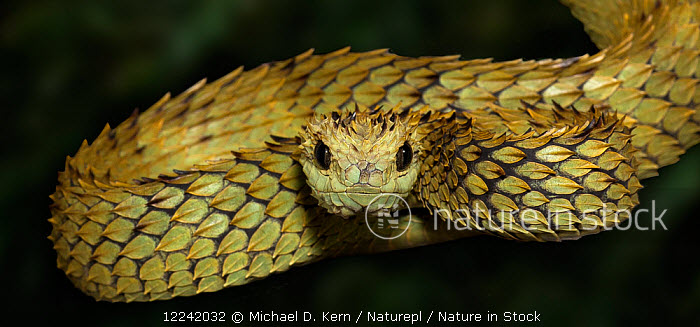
[{"x1": 344, "y1": 186, "x2": 382, "y2": 194}]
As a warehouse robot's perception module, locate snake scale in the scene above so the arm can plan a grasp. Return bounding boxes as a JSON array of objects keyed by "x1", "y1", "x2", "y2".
[{"x1": 50, "y1": 0, "x2": 700, "y2": 302}]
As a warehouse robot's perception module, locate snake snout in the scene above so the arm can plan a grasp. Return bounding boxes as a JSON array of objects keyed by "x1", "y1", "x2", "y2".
[{"x1": 343, "y1": 161, "x2": 385, "y2": 187}]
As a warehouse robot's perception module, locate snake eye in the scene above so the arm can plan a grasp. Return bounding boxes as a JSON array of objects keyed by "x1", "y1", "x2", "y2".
[
  {"x1": 396, "y1": 141, "x2": 412, "y2": 172},
  {"x1": 314, "y1": 141, "x2": 331, "y2": 170}
]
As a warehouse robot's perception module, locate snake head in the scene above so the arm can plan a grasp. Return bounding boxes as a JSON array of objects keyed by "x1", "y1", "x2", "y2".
[{"x1": 294, "y1": 105, "x2": 426, "y2": 217}]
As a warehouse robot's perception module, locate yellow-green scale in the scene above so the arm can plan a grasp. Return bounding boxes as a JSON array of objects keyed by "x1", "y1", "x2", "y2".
[{"x1": 49, "y1": 0, "x2": 700, "y2": 302}]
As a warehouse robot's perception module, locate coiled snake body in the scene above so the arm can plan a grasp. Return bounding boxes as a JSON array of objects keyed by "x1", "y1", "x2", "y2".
[{"x1": 50, "y1": 0, "x2": 700, "y2": 302}]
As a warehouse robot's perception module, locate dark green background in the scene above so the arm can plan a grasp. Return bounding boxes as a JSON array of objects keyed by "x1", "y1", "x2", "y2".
[{"x1": 2, "y1": 0, "x2": 699, "y2": 325}]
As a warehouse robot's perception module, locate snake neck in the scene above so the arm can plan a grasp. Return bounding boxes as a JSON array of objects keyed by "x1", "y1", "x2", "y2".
[{"x1": 415, "y1": 105, "x2": 642, "y2": 241}]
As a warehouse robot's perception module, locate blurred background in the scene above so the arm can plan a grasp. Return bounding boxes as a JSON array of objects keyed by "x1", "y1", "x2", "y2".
[{"x1": 1, "y1": 0, "x2": 699, "y2": 325}]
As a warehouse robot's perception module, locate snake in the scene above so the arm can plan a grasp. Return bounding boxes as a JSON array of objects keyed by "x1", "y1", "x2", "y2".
[{"x1": 49, "y1": 0, "x2": 700, "y2": 302}]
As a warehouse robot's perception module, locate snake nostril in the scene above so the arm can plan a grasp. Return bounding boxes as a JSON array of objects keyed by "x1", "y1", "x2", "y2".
[
  {"x1": 359, "y1": 170, "x2": 370, "y2": 184},
  {"x1": 345, "y1": 165, "x2": 361, "y2": 184},
  {"x1": 368, "y1": 170, "x2": 383, "y2": 187}
]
